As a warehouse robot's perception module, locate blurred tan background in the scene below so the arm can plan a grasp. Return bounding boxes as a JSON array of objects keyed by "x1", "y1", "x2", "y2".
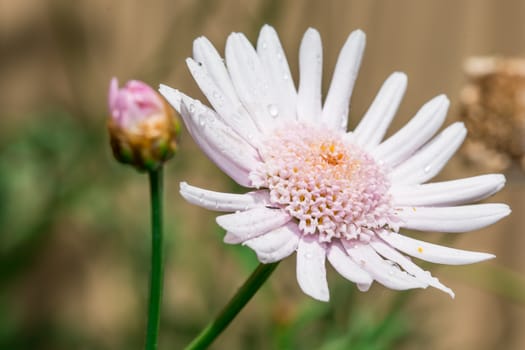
[{"x1": 1, "y1": 0, "x2": 525, "y2": 349}]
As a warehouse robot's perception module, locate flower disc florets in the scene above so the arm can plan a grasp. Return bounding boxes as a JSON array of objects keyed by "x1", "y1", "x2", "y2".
[{"x1": 251, "y1": 123, "x2": 399, "y2": 243}]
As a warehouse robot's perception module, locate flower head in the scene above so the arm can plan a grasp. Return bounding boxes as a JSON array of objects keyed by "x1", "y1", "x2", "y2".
[
  {"x1": 161, "y1": 26, "x2": 510, "y2": 301},
  {"x1": 108, "y1": 78, "x2": 179, "y2": 171}
]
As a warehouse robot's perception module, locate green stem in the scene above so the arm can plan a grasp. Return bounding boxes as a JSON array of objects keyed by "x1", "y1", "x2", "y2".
[
  {"x1": 145, "y1": 168, "x2": 165, "y2": 350},
  {"x1": 185, "y1": 262, "x2": 280, "y2": 350}
]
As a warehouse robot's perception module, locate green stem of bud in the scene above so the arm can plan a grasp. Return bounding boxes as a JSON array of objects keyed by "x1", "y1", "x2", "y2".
[
  {"x1": 184, "y1": 262, "x2": 280, "y2": 350},
  {"x1": 145, "y1": 168, "x2": 164, "y2": 350}
]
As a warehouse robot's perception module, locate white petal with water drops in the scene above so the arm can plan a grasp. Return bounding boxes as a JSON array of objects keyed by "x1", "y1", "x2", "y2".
[
  {"x1": 217, "y1": 207, "x2": 291, "y2": 243},
  {"x1": 159, "y1": 84, "x2": 200, "y2": 114},
  {"x1": 372, "y1": 95, "x2": 449, "y2": 166},
  {"x1": 322, "y1": 30, "x2": 365, "y2": 131},
  {"x1": 193, "y1": 36, "x2": 244, "y2": 106},
  {"x1": 225, "y1": 33, "x2": 277, "y2": 133},
  {"x1": 179, "y1": 182, "x2": 269, "y2": 212},
  {"x1": 391, "y1": 122, "x2": 466, "y2": 185},
  {"x1": 296, "y1": 235, "x2": 329, "y2": 301},
  {"x1": 244, "y1": 223, "x2": 300, "y2": 263},
  {"x1": 352, "y1": 72, "x2": 407, "y2": 150},
  {"x1": 378, "y1": 231, "x2": 496, "y2": 265},
  {"x1": 397, "y1": 204, "x2": 511, "y2": 232},
  {"x1": 181, "y1": 102, "x2": 262, "y2": 177},
  {"x1": 175, "y1": 100, "x2": 253, "y2": 186},
  {"x1": 345, "y1": 243, "x2": 426, "y2": 290},
  {"x1": 390, "y1": 174, "x2": 506, "y2": 206},
  {"x1": 257, "y1": 25, "x2": 297, "y2": 121},
  {"x1": 327, "y1": 241, "x2": 373, "y2": 285},
  {"x1": 297, "y1": 28, "x2": 323, "y2": 123},
  {"x1": 370, "y1": 240, "x2": 454, "y2": 297},
  {"x1": 186, "y1": 57, "x2": 261, "y2": 146}
]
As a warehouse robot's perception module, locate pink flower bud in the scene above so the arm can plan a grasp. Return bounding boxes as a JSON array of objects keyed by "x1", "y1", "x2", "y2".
[{"x1": 107, "y1": 78, "x2": 179, "y2": 171}]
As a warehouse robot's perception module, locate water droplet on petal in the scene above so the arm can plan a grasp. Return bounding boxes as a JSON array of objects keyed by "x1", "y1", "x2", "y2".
[
  {"x1": 198, "y1": 114, "x2": 207, "y2": 127},
  {"x1": 267, "y1": 104, "x2": 279, "y2": 118},
  {"x1": 199, "y1": 113, "x2": 215, "y2": 128},
  {"x1": 261, "y1": 41, "x2": 268, "y2": 49},
  {"x1": 213, "y1": 91, "x2": 224, "y2": 107},
  {"x1": 340, "y1": 116, "x2": 347, "y2": 130},
  {"x1": 189, "y1": 103, "x2": 195, "y2": 113},
  {"x1": 424, "y1": 165, "x2": 431, "y2": 173}
]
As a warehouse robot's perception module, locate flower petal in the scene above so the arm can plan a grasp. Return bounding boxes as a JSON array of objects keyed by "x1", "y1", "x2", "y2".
[
  {"x1": 108, "y1": 77, "x2": 119, "y2": 108},
  {"x1": 159, "y1": 83, "x2": 196, "y2": 113},
  {"x1": 225, "y1": 33, "x2": 278, "y2": 132},
  {"x1": 257, "y1": 25, "x2": 297, "y2": 121},
  {"x1": 372, "y1": 94, "x2": 449, "y2": 166},
  {"x1": 186, "y1": 57, "x2": 261, "y2": 146},
  {"x1": 217, "y1": 207, "x2": 292, "y2": 244},
  {"x1": 352, "y1": 72, "x2": 407, "y2": 150},
  {"x1": 322, "y1": 30, "x2": 366, "y2": 131},
  {"x1": 297, "y1": 28, "x2": 322, "y2": 123},
  {"x1": 370, "y1": 240, "x2": 454, "y2": 297},
  {"x1": 390, "y1": 174, "x2": 506, "y2": 206},
  {"x1": 390, "y1": 122, "x2": 467, "y2": 185},
  {"x1": 378, "y1": 231, "x2": 496, "y2": 265},
  {"x1": 193, "y1": 36, "x2": 242, "y2": 106},
  {"x1": 244, "y1": 222, "x2": 300, "y2": 263},
  {"x1": 397, "y1": 204, "x2": 511, "y2": 232},
  {"x1": 344, "y1": 242, "x2": 426, "y2": 290},
  {"x1": 296, "y1": 235, "x2": 329, "y2": 301},
  {"x1": 179, "y1": 182, "x2": 269, "y2": 212},
  {"x1": 159, "y1": 86, "x2": 254, "y2": 186},
  {"x1": 327, "y1": 241, "x2": 373, "y2": 286},
  {"x1": 178, "y1": 100, "x2": 261, "y2": 187}
]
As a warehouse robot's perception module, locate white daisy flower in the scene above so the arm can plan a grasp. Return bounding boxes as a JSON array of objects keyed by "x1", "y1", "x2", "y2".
[{"x1": 160, "y1": 25, "x2": 510, "y2": 301}]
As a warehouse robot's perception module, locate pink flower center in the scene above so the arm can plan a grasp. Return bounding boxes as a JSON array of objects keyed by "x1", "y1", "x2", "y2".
[{"x1": 251, "y1": 123, "x2": 398, "y2": 242}]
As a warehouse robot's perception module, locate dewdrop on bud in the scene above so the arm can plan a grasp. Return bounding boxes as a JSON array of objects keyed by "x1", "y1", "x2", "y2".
[{"x1": 107, "y1": 78, "x2": 180, "y2": 171}]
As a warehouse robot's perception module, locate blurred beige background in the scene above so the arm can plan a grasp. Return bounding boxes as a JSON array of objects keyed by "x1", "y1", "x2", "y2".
[{"x1": 1, "y1": 0, "x2": 525, "y2": 349}]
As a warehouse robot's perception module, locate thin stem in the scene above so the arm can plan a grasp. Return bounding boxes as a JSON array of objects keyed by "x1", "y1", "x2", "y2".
[
  {"x1": 145, "y1": 168, "x2": 165, "y2": 350},
  {"x1": 185, "y1": 262, "x2": 280, "y2": 350}
]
